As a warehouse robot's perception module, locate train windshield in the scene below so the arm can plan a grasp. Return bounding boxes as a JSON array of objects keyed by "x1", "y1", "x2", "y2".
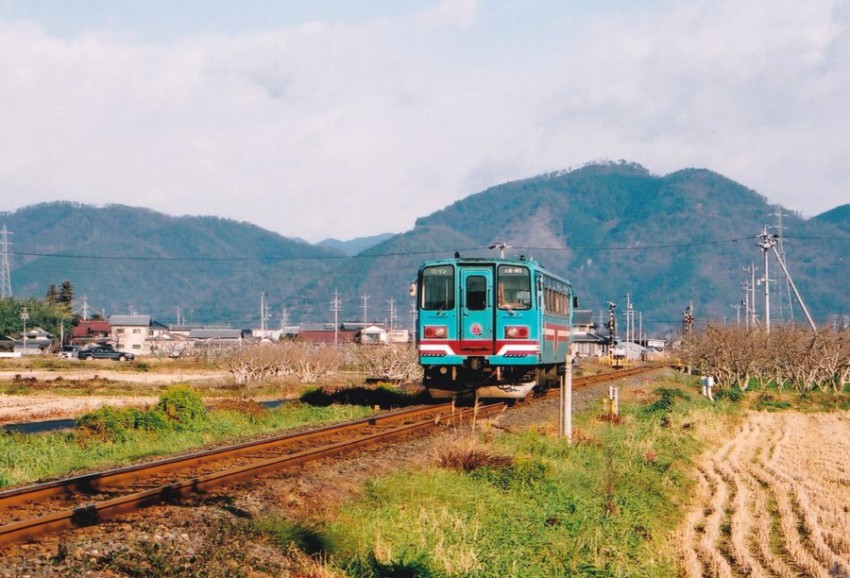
[
  {"x1": 421, "y1": 265, "x2": 455, "y2": 310},
  {"x1": 497, "y1": 265, "x2": 531, "y2": 310}
]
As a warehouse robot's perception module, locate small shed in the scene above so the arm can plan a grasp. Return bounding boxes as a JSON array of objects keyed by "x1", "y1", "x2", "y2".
[{"x1": 359, "y1": 325, "x2": 388, "y2": 345}]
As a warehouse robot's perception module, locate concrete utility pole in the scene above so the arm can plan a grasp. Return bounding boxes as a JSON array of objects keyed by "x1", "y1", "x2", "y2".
[
  {"x1": 259, "y1": 292, "x2": 268, "y2": 333},
  {"x1": 386, "y1": 298, "x2": 396, "y2": 331},
  {"x1": 742, "y1": 263, "x2": 757, "y2": 329},
  {"x1": 20, "y1": 306, "x2": 29, "y2": 354},
  {"x1": 771, "y1": 208, "x2": 795, "y2": 322},
  {"x1": 624, "y1": 293, "x2": 633, "y2": 346},
  {"x1": 0, "y1": 225, "x2": 11, "y2": 298},
  {"x1": 757, "y1": 226, "x2": 816, "y2": 332},
  {"x1": 330, "y1": 290, "x2": 342, "y2": 345},
  {"x1": 758, "y1": 227, "x2": 775, "y2": 332}
]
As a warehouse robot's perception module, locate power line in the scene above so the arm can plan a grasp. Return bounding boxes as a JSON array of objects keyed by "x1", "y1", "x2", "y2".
[{"x1": 6, "y1": 235, "x2": 767, "y2": 264}]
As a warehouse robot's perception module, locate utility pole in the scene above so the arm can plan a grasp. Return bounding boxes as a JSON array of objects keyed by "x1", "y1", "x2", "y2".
[
  {"x1": 489, "y1": 241, "x2": 510, "y2": 258},
  {"x1": 682, "y1": 302, "x2": 694, "y2": 337},
  {"x1": 259, "y1": 292, "x2": 267, "y2": 333},
  {"x1": 731, "y1": 302, "x2": 743, "y2": 326},
  {"x1": 624, "y1": 293, "x2": 633, "y2": 346},
  {"x1": 330, "y1": 290, "x2": 342, "y2": 345},
  {"x1": 639, "y1": 311, "x2": 643, "y2": 345},
  {"x1": 386, "y1": 297, "x2": 396, "y2": 331},
  {"x1": 758, "y1": 227, "x2": 775, "y2": 332},
  {"x1": 0, "y1": 225, "x2": 12, "y2": 298},
  {"x1": 742, "y1": 263, "x2": 757, "y2": 329},
  {"x1": 767, "y1": 239, "x2": 817, "y2": 331},
  {"x1": 360, "y1": 293, "x2": 370, "y2": 326},
  {"x1": 20, "y1": 306, "x2": 28, "y2": 354},
  {"x1": 607, "y1": 302, "x2": 617, "y2": 343},
  {"x1": 79, "y1": 296, "x2": 90, "y2": 321},
  {"x1": 771, "y1": 208, "x2": 794, "y2": 322}
]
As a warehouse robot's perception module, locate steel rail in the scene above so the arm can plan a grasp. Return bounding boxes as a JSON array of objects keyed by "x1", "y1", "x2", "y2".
[
  {"x1": 0, "y1": 402, "x2": 455, "y2": 512},
  {"x1": 0, "y1": 401, "x2": 504, "y2": 547}
]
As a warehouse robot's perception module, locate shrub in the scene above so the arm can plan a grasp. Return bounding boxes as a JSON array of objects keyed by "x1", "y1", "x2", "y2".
[
  {"x1": 130, "y1": 407, "x2": 171, "y2": 431},
  {"x1": 154, "y1": 386, "x2": 206, "y2": 427},
  {"x1": 76, "y1": 406, "x2": 133, "y2": 442},
  {"x1": 642, "y1": 387, "x2": 690, "y2": 414}
]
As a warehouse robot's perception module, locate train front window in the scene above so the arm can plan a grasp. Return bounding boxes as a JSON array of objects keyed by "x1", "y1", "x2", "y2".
[
  {"x1": 465, "y1": 275, "x2": 487, "y2": 311},
  {"x1": 497, "y1": 265, "x2": 531, "y2": 310},
  {"x1": 422, "y1": 265, "x2": 455, "y2": 310}
]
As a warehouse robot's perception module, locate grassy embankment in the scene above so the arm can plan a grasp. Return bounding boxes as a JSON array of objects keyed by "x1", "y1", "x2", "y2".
[
  {"x1": 260, "y1": 373, "x2": 850, "y2": 577},
  {"x1": 0, "y1": 385, "x2": 387, "y2": 488}
]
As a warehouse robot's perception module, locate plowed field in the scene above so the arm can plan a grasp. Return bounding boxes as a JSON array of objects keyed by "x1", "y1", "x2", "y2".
[{"x1": 679, "y1": 411, "x2": 850, "y2": 577}]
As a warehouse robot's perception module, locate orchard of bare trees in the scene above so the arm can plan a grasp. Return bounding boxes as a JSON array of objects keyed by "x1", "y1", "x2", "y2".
[
  {"x1": 680, "y1": 325, "x2": 850, "y2": 392},
  {"x1": 220, "y1": 341, "x2": 423, "y2": 386}
]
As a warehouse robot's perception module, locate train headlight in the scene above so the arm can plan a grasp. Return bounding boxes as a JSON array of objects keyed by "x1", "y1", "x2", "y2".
[
  {"x1": 424, "y1": 325, "x2": 447, "y2": 338},
  {"x1": 505, "y1": 325, "x2": 529, "y2": 339}
]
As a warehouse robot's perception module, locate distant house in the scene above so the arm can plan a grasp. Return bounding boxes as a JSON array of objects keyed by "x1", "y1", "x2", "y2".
[
  {"x1": 109, "y1": 314, "x2": 169, "y2": 355},
  {"x1": 295, "y1": 323, "x2": 357, "y2": 344},
  {"x1": 358, "y1": 325, "x2": 389, "y2": 345},
  {"x1": 188, "y1": 328, "x2": 246, "y2": 341},
  {"x1": 71, "y1": 319, "x2": 112, "y2": 347},
  {"x1": 10, "y1": 327, "x2": 55, "y2": 355},
  {"x1": 571, "y1": 310, "x2": 610, "y2": 358}
]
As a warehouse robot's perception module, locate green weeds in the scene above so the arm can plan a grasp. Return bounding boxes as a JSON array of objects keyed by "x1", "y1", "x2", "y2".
[
  {"x1": 264, "y1": 379, "x2": 738, "y2": 577},
  {"x1": 0, "y1": 388, "x2": 373, "y2": 487}
]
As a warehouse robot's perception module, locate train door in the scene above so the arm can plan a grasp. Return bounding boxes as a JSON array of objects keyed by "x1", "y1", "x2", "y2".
[{"x1": 458, "y1": 267, "x2": 494, "y2": 353}]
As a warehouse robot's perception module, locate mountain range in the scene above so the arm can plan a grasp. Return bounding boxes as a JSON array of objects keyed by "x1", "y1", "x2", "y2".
[{"x1": 2, "y1": 162, "x2": 848, "y2": 336}]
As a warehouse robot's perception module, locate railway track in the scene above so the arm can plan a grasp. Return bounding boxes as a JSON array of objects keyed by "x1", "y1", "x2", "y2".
[{"x1": 0, "y1": 365, "x2": 659, "y2": 548}]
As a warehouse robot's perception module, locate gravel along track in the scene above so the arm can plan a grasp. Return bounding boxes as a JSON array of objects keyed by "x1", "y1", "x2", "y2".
[{"x1": 678, "y1": 411, "x2": 850, "y2": 578}]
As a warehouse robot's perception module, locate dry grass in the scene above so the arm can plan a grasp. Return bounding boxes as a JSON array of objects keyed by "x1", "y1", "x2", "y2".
[{"x1": 677, "y1": 411, "x2": 850, "y2": 577}]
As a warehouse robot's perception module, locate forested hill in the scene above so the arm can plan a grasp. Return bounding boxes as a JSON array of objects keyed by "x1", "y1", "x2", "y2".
[
  {"x1": 812, "y1": 204, "x2": 850, "y2": 235},
  {"x1": 301, "y1": 162, "x2": 849, "y2": 334},
  {"x1": 2, "y1": 202, "x2": 345, "y2": 326},
  {"x1": 2, "y1": 164, "x2": 848, "y2": 334}
]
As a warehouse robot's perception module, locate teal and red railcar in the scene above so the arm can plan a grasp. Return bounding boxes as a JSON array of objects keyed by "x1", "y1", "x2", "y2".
[{"x1": 413, "y1": 256, "x2": 575, "y2": 399}]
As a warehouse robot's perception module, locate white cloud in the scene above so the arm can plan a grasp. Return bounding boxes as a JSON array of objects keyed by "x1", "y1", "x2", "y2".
[{"x1": 1, "y1": 0, "x2": 849, "y2": 243}]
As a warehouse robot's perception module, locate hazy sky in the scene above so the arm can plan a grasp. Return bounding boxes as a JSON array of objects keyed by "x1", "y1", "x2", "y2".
[{"x1": 1, "y1": 0, "x2": 848, "y2": 242}]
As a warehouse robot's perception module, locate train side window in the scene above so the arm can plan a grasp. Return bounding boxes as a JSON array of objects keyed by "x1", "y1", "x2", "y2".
[
  {"x1": 422, "y1": 266, "x2": 455, "y2": 310},
  {"x1": 466, "y1": 275, "x2": 487, "y2": 311},
  {"x1": 497, "y1": 265, "x2": 531, "y2": 310}
]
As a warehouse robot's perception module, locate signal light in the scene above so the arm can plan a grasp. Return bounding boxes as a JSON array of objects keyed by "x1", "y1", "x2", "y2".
[
  {"x1": 505, "y1": 325, "x2": 529, "y2": 339},
  {"x1": 424, "y1": 325, "x2": 447, "y2": 338}
]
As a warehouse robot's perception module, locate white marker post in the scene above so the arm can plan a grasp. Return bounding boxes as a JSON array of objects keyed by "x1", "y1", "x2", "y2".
[{"x1": 560, "y1": 349, "x2": 573, "y2": 443}]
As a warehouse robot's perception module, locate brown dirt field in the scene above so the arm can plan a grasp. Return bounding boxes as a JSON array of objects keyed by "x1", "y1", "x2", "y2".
[
  {"x1": 678, "y1": 411, "x2": 850, "y2": 578},
  {"x1": 0, "y1": 369, "x2": 230, "y2": 425}
]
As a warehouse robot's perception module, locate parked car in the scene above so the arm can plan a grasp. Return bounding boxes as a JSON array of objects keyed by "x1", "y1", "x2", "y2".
[
  {"x1": 78, "y1": 345, "x2": 135, "y2": 362},
  {"x1": 57, "y1": 346, "x2": 79, "y2": 359}
]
